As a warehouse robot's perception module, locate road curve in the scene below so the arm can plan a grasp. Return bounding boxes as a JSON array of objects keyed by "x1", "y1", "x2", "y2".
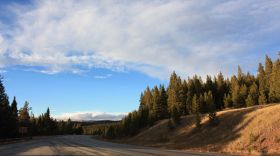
[{"x1": 0, "y1": 135, "x2": 232, "y2": 156}]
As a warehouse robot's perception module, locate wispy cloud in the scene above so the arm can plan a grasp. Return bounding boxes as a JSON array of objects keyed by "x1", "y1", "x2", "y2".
[
  {"x1": 0, "y1": 0, "x2": 279, "y2": 79},
  {"x1": 0, "y1": 69, "x2": 7, "y2": 73},
  {"x1": 55, "y1": 111, "x2": 127, "y2": 121},
  {"x1": 94, "y1": 74, "x2": 112, "y2": 79}
]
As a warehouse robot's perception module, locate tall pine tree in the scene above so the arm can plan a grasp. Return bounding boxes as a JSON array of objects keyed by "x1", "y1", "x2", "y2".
[
  {"x1": 0, "y1": 76, "x2": 11, "y2": 138},
  {"x1": 257, "y1": 63, "x2": 267, "y2": 104},
  {"x1": 167, "y1": 72, "x2": 184, "y2": 115},
  {"x1": 19, "y1": 101, "x2": 31, "y2": 133},
  {"x1": 216, "y1": 72, "x2": 226, "y2": 109},
  {"x1": 265, "y1": 55, "x2": 273, "y2": 102},
  {"x1": 152, "y1": 86, "x2": 161, "y2": 120},
  {"x1": 246, "y1": 83, "x2": 258, "y2": 107},
  {"x1": 269, "y1": 59, "x2": 280, "y2": 102},
  {"x1": 10, "y1": 97, "x2": 19, "y2": 136},
  {"x1": 159, "y1": 85, "x2": 169, "y2": 119}
]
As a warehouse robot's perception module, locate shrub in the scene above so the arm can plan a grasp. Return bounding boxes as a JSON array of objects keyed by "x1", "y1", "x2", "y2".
[{"x1": 208, "y1": 112, "x2": 219, "y2": 126}]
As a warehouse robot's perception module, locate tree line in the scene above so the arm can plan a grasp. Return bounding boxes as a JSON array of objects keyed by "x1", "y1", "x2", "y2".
[
  {"x1": 1, "y1": 54, "x2": 279, "y2": 139},
  {"x1": 95, "y1": 55, "x2": 280, "y2": 139},
  {"x1": 0, "y1": 79, "x2": 82, "y2": 139}
]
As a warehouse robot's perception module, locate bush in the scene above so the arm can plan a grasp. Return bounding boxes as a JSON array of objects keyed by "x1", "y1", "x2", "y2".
[{"x1": 208, "y1": 112, "x2": 219, "y2": 126}]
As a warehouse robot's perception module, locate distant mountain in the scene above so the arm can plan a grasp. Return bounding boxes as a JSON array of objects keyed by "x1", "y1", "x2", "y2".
[
  {"x1": 74, "y1": 120, "x2": 119, "y2": 126},
  {"x1": 55, "y1": 112, "x2": 126, "y2": 121}
]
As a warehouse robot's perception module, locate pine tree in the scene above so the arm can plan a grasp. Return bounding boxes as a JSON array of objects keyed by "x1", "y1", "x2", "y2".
[
  {"x1": 167, "y1": 72, "x2": 178, "y2": 111},
  {"x1": 205, "y1": 91, "x2": 218, "y2": 126},
  {"x1": 144, "y1": 87, "x2": 153, "y2": 110},
  {"x1": 0, "y1": 76, "x2": 11, "y2": 138},
  {"x1": 199, "y1": 94, "x2": 206, "y2": 113},
  {"x1": 142, "y1": 87, "x2": 154, "y2": 125},
  {"x1": 167, "y1": 72, "x2": 184, "y2": 115},
  {"x1": 204, "y1": 75, "x2": 214, "y2": 93},
  {"x1": 240, "y1": 84, "x2": 248, "y2": 107},
  {"x1": 159, "y1": 85, "x2": 168, "y2": 119},
  {"x1": 43, "y1": 107, "x2": 52, "y2": 135},
  {"x1": 186, "y1": 78, "x2": 195, "y2": 114},
  {"x1": 244, "y1": 72, "x2": 255, "y2": 87},
  {"x1": 152, "y1": 86, "x2": 161, "y2": 120},
  {"x1": 10, "y1": 97, "x2": 19, "y2": 136},
  {"x1": 257, "y1": 63, "x2": 267, "y2": 104},
  {"x1": 105, "y1": 125, "x2": 115, "y2": 139},
  {"x1": 180, "y1": 80, "x2": 188, "y2": 115},
  {"x1": 66, "y1": 118, "x2": 73, "y2": 134},
  {"x1": 216, "y1": 72, "x2": 226, "y2": 109},
  {"x1": 237, "y1": 65, "x2": 244, "y2": 84},
  {"x1": 138, "y1": 104, "x2": 149, "y2": 128},
  {"x1": 45, "y1": 107, "x2": 50, "y2": 119},
  {"x1": 193, "y1": 75, "x2": 203, "y2": 95},
  {"x1": 246, "y1": 83, "x2": 258, "y2": 107},
  {"x1": 186, "y1": 91, "x2": 192, "y2": 115},
  {"x1": 246, "y1": 95, "x2": 254, "y2": 107},
  {"x1": 29, "y1": 112, "x2": 36, "y2": 136},
  {"x1": 224, "y1": 78, "x2": 231, "y2": 95},
  {"x1": 19, "y1": 101, "x2": 31, "y2": 128},
  {"x1": 192, "y1": 94, "x2": 200, "y2": 113},
  {"x1": 171, "y1": 105, "x2": 180, "y2": 125},
  {"x1": 139, "y1": 93, "x2": 145, "y2": 109},
  {"x1": 224, "y1": 94, "x2": 233, "y2": 108},
  {"x1": 231, "y1": 76, "x2": 243, "y2": 108},
  {"x1": 205, "y1": 91, "x2": 215, "y2": 112},
  {"x1": 269, "y1": 59, "x2": 280, "y2": 102},
  {"x1": 258, "y1": 91, "x2": 267, "y2": 105},
  {"x1": 11, "y1": 97, "x2": 18, "y2": 119},
  {"x1": 265, "y1": 55, "x2": 273, "y2": 102}
]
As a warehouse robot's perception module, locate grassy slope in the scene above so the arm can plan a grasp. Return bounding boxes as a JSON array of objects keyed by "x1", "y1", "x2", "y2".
[{"x1": 123, "y1": 104, "x2": 280, "y2": 155}]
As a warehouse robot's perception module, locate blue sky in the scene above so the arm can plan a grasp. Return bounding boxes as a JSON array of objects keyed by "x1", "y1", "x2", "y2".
[
  {"x1": 2, "y1": 67, "x2": 163, "y2": 120},
  {"x1": 0, "y1": 0, "x2": 279, "y2": 120}
]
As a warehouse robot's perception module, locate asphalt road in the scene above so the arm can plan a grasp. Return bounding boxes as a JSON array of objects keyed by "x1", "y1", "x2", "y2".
[{"x1": 0, "y1": 135, "x2": 231, "y2": 156}]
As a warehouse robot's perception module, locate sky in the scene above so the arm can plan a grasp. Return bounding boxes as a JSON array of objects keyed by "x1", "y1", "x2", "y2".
[{"x1": 0, "y1": 0, "x2": 279, "y2": 121}]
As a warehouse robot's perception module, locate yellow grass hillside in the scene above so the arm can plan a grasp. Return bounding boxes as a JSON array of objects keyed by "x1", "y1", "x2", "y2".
[{"x1": 124, "y1": 104, "x2": 280, "y2": 155}]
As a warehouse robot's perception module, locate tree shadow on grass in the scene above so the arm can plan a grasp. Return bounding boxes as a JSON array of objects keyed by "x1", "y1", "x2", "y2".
[{"x1": 172, "y1": 106, "x2": 260, "y2": 152}]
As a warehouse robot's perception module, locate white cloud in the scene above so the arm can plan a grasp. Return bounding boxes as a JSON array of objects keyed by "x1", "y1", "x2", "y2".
[
  {"x1": 55, "y1": 111, "x2": 126, "y2": 121},
  {"x1": 0, "y1": 0, "x2": 279, "y2": 78},
  {"x1": 0, "y1": 69, "x2": 7, "y2": 73},
  {"x1": 94, "y1": 74, "x2": 112, "y2": 79}
]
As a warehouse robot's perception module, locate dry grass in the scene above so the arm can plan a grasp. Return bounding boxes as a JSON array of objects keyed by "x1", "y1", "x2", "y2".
[{"x1": 123, "y1": 104, "x2": 280, "y2": 155}]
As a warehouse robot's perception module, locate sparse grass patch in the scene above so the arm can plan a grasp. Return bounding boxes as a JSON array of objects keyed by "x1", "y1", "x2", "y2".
[{"x1": 249, "y1": 133, "x2": 259, "y2": 145}]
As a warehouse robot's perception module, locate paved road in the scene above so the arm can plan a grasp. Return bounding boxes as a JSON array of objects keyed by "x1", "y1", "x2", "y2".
[{"x1": 0, "y1": 135, "x2": 230, "y2": 156}]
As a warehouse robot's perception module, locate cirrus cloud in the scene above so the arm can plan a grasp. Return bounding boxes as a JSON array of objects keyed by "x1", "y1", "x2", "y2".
[{"x1": 0, "y1": 0, "x2": 280, "y2": 79}]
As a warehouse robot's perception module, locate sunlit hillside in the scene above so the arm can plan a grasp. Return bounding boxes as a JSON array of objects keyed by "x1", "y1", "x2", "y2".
[{"x1": 123, "y1": 104, "x2": 280, "y2": 155}]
